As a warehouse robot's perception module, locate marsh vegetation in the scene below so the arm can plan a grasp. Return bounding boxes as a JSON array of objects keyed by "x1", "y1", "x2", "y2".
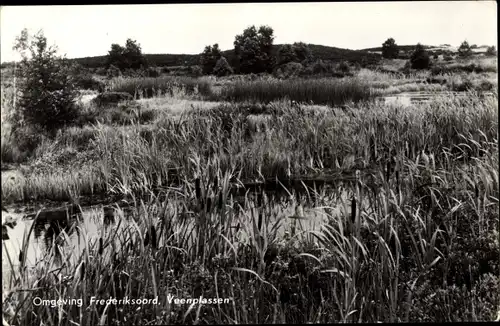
[{"x1": 1, "y1": 28, "x2": 498, "y2": 325}]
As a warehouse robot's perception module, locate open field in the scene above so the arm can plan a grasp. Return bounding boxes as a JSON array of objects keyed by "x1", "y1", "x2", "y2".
[{"x1": 1, "y1": 50, "x2": 499, "y2": 325}]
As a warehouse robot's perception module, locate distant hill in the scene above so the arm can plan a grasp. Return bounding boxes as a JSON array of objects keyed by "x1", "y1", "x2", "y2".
[
  {"x1": 1, "y1": 44, "x2": 381, "y2": 69},
  {"x1": 69, "y1": 53, "x2": 200, "y2": 69},
  {"x1": 361, "y1": 44, "x2": 490, "y2": 55},
  {"x1": 361, "y1": 44, "x2": 433, "y2": 53},
  {"x1": 69, "y1": 44, "x2": 381, "y2": 69}
]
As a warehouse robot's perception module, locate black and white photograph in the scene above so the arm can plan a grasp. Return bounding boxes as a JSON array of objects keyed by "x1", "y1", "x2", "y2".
[{"x1": 1, "y1": 2, "x2": 498, "y2": 324}]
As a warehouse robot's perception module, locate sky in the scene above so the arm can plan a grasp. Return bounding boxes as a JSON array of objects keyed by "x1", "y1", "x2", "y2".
[{"x1": 0, "y1": 2, "x2": 497, "y2": 62}]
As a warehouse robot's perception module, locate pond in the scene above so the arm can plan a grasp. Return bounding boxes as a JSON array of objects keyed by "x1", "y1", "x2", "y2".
[
  {"x1": 377, "y1": 91, "x2": 494, "y2": 107},
  {"x1": 2, "y1": 182, "x2": 358, "y2": 291}
]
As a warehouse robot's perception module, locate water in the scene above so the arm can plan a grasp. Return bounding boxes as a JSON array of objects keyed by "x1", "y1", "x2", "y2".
[
  {"x1": 2, "y1": 205, "x2": 109, "y2": 291},
  {"x1": 377, "y1": 91, "x2": 493, "y2": 107},
  {"x1": 2, "y1": 185, "x2": 356, "y2": 289}
]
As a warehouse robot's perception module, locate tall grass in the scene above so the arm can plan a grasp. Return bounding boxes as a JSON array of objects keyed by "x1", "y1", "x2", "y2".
[
  {"x1": 3, "y1": 126, "x2": 498, "y2": 323},
  {"x1": 2, "y1": 63, "x2": 498, "y2": 325},
  {"x1": 216, "y1": 77, "x2": 372, "y2": 106},
  {"x1": 108, "y1": 76, "x2": 213, "y2": 99},
  {"x1": 3, "y1": 92, "x2": 497, "y2": 204}
]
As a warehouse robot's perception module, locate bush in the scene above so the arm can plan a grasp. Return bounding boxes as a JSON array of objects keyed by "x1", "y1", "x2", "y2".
[
  {"x1": 458, "y1": 41, "x2": 473, "y2": 58},
  {"x1": 485, "y1": 46, "x2": 497, "y2": 57},
  {"x1": 336, "y1": 61, "x2": 351, "y2": 74},
  {"x1": 190, "y1": 66, "x2": 203, "y2": 77},
  {"x1": 201, "y1": 44, "x2": 223, "y2": 75},
  {"x1": 95, "y1": 67, "x2": 107, "y2": 76},
  {"x1": 13, "y1": 29, "x2": 80, "y2": 136},
  {"x1": 444, "y1": 55, "x2": 454, "y2": 61},
  {"x1": 381, "y1": 38, "x2": 399, "y2": 59},
  {"x1": 478, "y1": 80, "x2": 494, "y2": 91},
  {"x1": 274, "y1": 62, "x2": 303, "y2": 79},
  {"x1": 91, "y1": 92, "x2": 134, "y2": 107},
  {"x1": 146, "y1": 67, "x2": 161, "y2": 77},
  {"x1": 107, "y1": 64, "x2": 122, "y2": 78},
  {"x1": 299, "y1": 59, "x2": 334, "y2": 77},
  {"x1": 213, "y1": 56, "x2": 233, "y2": 77},
  {"x1": 74, "y1": 74, "x2": 106, "y2": 92},
  {"x1": 410, "y1": 43, "x2": 431, "y2": 69}
]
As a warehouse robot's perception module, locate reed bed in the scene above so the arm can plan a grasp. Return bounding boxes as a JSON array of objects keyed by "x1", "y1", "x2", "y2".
[
  {"x1": 3, "y1": 92, "x2": 498, "y2": 203},
  {"x1": 216, "y1": 77, "x2": 372, "y2": 106},
  {"x1": 2, "y1": 91, "x2": 498, "y2": 324},
  {"x1": 3, "y1": 132, "x2": 498, "y2": 324},
  {"x1": 108, "y1": 76, "x2": 213, "y2": 99}
]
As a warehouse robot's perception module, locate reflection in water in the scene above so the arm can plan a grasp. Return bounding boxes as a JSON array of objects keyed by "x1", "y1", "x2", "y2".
[
  {"x1": 32, "y1": 218, "x2": 79, "y2": 264},
  {"x1": 2, "y1": 182, "x2": 358, "y2": 291},
  {"x1": 2, "y1": 205, "x2": 105, "y2": 289}
]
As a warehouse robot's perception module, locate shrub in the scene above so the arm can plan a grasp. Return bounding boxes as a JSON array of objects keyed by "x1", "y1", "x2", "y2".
[
  {"x1": 486, "y1": 46, "x2": 497, "y2": 57},
  {"x1": 190, "y1": 65, "x2": 203, "y2": 77},
  {"x1": 106, "y1": 39, "x2": 147, "y2": 71},
  {"x1": 107, "y1": 64, "x2": 122, "y2": 78},
  {"x1": 274, "y1": 62, "x2": 303, "y2": 79},
  {"x1": 146, "y1": 67, "x2": 161, "y2": 77},
  {"x1": 277, "y1": 44, "x2": 297, "y2": 65},
  {"x1": 213, "y1": 56, "x2": 233, "y2": 77},
  {"x1": 450, "y1": 77, "x2": 474, "y2": 92},
  {"x1": 91, "y1": 91, "x2": 133, "y2": 107},
  {"x1": 458, "y1": 41, "x2": 473, "y2": 58},
  {"x1": 382, "y1": 38, "x2": 399, "y2": 59},
  {"x1": 200, "y1": 44, "x2": 222, "y2": 75},
  {"x1": 95, "y1": 67, "x2": 107, "y2": 76},
  {"x1": 301, "y1": 59, "x2": 334, "y2": 76},
  {"x1": 410, "y1": 43, "x2": 431, "y2": 69},
  {"x1": 12, "y1": 29, "x2": 80, "y2": 136},
  {"x1": 478, "y1": 80, "x2": 494, "y2": 91},
  {"x1": 74, "y1": 74, "x2": 106, "y2": 92},
  {"x1": 336, "y1": 61, "x2": 351, "y2": 74}
]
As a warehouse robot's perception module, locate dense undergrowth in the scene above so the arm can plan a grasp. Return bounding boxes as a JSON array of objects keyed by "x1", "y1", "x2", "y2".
[{"x1": 2, "y1": 89, "x2": 499, "y2": 324}]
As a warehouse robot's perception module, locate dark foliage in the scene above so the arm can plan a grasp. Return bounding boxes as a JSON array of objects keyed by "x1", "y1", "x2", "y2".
[
  {"x1": 382, "y1": 38, "x2": 399, "y2": 59},
  {"x1": 91, "y1": 92, "x2": 134, "y2": 107},
  {"x1": 410, "y1": 43, "x2": 431, "y2": 70}
]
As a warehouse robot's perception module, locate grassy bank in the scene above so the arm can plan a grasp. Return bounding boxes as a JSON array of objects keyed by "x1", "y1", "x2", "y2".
[{"x1": 2, "y1": 92, "x2": 498, "y2": 204}]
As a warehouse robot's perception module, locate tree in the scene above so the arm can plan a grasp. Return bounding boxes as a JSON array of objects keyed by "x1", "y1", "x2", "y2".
[
  {"x1": 292, "y1": 42, "x2": 313, "y2": 63},
  {"x1": 12, "y1": 29, "x2": 79, "y2": 136},
  {"x1": 234, "y1": 25, "x2": 275, "y2": 74},
  {"x1": 200, "y1": 44, "x2": 222, "y2": 75},
  {"x1": 213, "y1": 56, "x2": 233, "y2": 77},
  {"x1": 123, "y1": 39, "x2": 147, "y2": 70},
  {"x1": 486, "y1": 46, "x2": 497, "y2": 56},
  {"x1": 106, "y1": 39, "x2": 147, "y2": 70},
  {"x1": 382, "y1": 38, "x2": 399, "y2": 59},
  {"x1": 410, "y1": 43, "x2": 431, "y2": 69},
  {"x1": 277, "y1": 44, "x2": 297, "y2": 65},
  {"x1": 276, "y1": 42, "x2": 312, "y2": 67},
  {"x1": 458, "y1": 40, "x2": 472, "y2": 58},
  {"x1": 107, "y1": 43, "x2": 126, "y2": 70}
]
